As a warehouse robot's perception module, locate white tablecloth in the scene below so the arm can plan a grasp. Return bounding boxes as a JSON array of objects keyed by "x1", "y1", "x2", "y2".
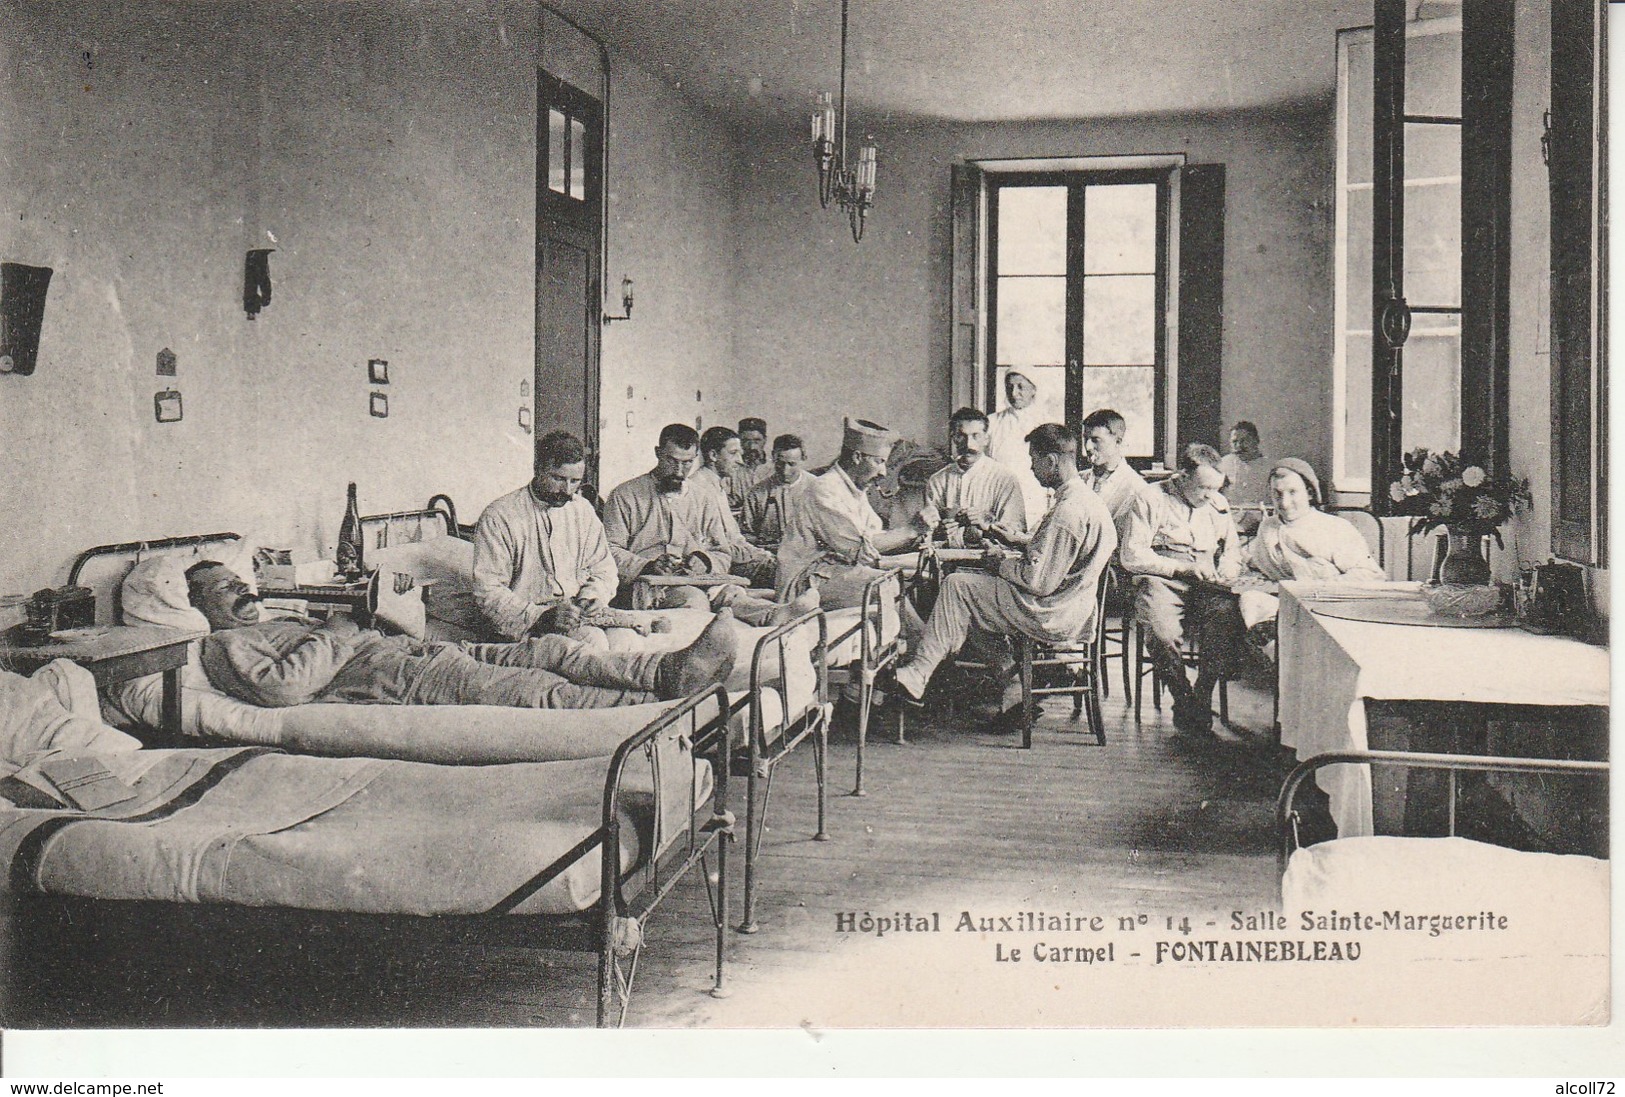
[{"x1": 1276, "y1": 582, "x2": 1610, "y2": 836}]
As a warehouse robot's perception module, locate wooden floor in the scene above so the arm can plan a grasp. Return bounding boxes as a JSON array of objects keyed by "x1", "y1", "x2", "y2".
[{"x1": 13, "y1": 659, "x2": 1319, "y2": 1030}]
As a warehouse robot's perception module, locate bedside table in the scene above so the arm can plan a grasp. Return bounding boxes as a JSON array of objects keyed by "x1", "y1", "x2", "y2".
[{"x1": 0, "y1": 624, "x2": 205, "y2": 738}]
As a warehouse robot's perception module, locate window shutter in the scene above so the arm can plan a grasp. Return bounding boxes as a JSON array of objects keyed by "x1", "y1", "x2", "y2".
[
  {"x1": 1176, "y1": 163, "x2": 1225, "y2": 450},
  {"x1": 950, "y1": 161, "x2": 985, "y2": 410}
]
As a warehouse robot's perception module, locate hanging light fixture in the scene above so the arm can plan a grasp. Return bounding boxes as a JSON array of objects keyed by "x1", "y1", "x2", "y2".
[{"x1": 811, "y1": 0, "x2": 877, "y2": 242}]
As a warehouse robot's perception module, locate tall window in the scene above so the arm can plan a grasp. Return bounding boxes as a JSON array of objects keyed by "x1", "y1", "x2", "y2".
[
  {"x1": 1333, "y1": 15, "x2": 1462, "y2": 494},
  {"x1": 988, "y1": 170, "x2": 1170, "y2": 460}
]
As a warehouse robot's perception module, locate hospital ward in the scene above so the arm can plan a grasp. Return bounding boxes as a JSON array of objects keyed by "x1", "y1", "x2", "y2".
[{"x1": 0, "y1": 0, "x2": 1610, "y2": 1031}]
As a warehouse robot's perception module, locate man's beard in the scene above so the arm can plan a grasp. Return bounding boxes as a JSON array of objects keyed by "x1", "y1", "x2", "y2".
[
  {"x1": 537, "y1": 490, "x2": 572, "y2": 508},
  {"x1": 654, "y1": 473, "x2": 685, "y2": 493}
]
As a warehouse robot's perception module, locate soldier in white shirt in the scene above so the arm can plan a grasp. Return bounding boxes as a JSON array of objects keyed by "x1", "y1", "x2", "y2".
[
  {"x1": 693, "y1": 425, "x2": 776, "y2": 586},
  {"x1": 727, "y1": 416, "x2": 773, "y2": 508},
  {"x1": 986, "y1": 371, "x2": 1050, "y2": 527},
  {"x1": 741, "y1": 433, "x2": 808, "y2": 547},
  {"x1": 915, "y1": 407, "x2": 1027, "y2": 547},
  {"x1": 1119, "y1": 443, "x2": 1244, "y2": 739},
  {"x1": 1080, "y1": 407, "x2": 1155, "y2": 531},
  {"x1": 777, "y1": 417, "x2": 919, "y2": 609},
  {"x1": 890, "y1": 423, "x2": 1116, "y2": 715},
  {"x1": 473, "y1": 431, "x2": 620, "y2": 642},
  {"x1": 1218, "y1": 420, "x2": 1270, "y2": 535},
  {"x1": 605, "y1": 423, "x2": 802, "y2": 624}
]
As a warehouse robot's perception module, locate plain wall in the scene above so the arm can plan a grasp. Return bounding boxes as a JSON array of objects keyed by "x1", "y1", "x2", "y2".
[
  {"x1": 726, "y1": 104, "x2": 1337, "y2": 469},
  {"x1": 0, "y1": 0, "x2": 737, "y2": 602}
]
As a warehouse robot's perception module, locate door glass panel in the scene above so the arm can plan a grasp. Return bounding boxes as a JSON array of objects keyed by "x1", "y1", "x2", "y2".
[
  {"x1": 548, "y1": 109, "x2": 567, "y2": 195},
  {"x1": 994, "y1": 364, "x2": 1067, "y2": 426},
  {"x1": 1405, "y1": 121, "x2": 1461, "y2": 180},
  {"x1": 1404, "y1": 179, "x2": 1462, "y2": 306},
  {"x1": 996, "y1": 187, "x2": 1067, "y2": 275},
  {"x1": 569, "y1": 117, "x2": 587, "y2": 199},
  {"x1": 1080, "y1": 274, "x2": 1155, "y2": 364},
  {"x1": 996, "y1": 277, "x2": 1065, "y2": 365},
  {"x1": 1405, "y1": 27, "x2": 1461, "y2": 117},
  {"x1": 1083, "y1": 184, "x2": 1157, "y2": 274},
  {"x1": 1343, "y1": 333, "x2": 1373, "y2": 481},
  {"x1": 1400, "y1": 335, "x2": 1462, "y2": 453},
  {"x1": 1347, "y1": 187, "x2": 1372, "y2": 329},
  {"x1": 1081, "y1": 366, "x2": 1156, "y2": 457},
  {"x1": 1344, "y1": 36, "x2": 1373, "y2": 187}
]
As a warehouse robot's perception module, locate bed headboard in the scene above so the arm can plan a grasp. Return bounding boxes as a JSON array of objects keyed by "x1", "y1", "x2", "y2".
[
  {"x1": 68, "y1": 533, "x2": 243, "y2": 626},
  {"x1": 359, "y1": 494, "x2": 469, "y2": 552}
]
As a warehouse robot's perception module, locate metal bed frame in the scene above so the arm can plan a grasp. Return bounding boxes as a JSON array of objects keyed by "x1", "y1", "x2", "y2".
[
  {"x1": 3, "y1": 684, "x2": 736, "y2": 1028},
  {"x1": 736, "y1": 609, "x2": 830, "y2": 934},
  {"x1": 1277, "y1": 749, "x2": 1609, "y2": 879},
  {"x1": 827, "y1": 569, "x2": 907, "y2": 798}
]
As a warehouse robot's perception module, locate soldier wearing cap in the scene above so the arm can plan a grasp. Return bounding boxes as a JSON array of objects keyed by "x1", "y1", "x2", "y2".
[
  {"x1": 776, "y1": 417, "x2": 921, "y2": 609},
  {"x1": 728, "y1": 416, "x2": 773, "y2": 511}
]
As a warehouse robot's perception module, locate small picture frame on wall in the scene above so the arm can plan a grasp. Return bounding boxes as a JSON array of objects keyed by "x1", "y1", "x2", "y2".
[
  {"x1": 368, "y1": 358, "x2": 389, "y2": 385},
  {"x1": 370, "y1": 391, "x2": 389, "y2": 418},
  {"x1": 517, "y1": 406, "x2": 532, "y2": 433},
  {"x1": 154, "y1": 389, "x2": 183, "y2": 423}
]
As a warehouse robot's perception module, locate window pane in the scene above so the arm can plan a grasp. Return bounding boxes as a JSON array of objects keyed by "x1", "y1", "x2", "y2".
[
  {"x1": 1343, "y1": 332, "x2": 1373, "y2": 483},
  {"x1": 1080, "y1": 274, "x2": 1155, "y2": 364},
  {"x1": 1400, "y1": 335, "x2": 1461, "y2": 454},
  {"x1": 1406, "y1": 26, "x2": 1461, "y2": 118},
  {"x1": 548, "y1": 109, "x2": 567, "y2": 194},
  {"x1": 1347, "y1": 186, "x2": 1372, "y2": 330},
  {"x1": 1405, "y1": 121, "x2": 1460, "y2": 180},
  {"x1": 1344, "y1": 34, "x2": 1373, "y2": 187},
  {"x1": 996, "y1": 277, "x2": 1065, "y2": 365},
  {"x1": 1083, "y1": 183, "x2": 1156, "y2": 275},
  {"x1": 1404, "y1": 179, "x2": 1461, "y2": 307},
  {"x1": 996, "y1": 187, "x2": 1067, "y2": 276},
  {"x1": 1081, "y1": 366, "x2": 1156, "y2": 457},
  {"x1": 994, "y1": 364, "x2": 1066, "y2": 426},
  {"x1": 569, "y1": 116, "x2": 587, "y2": 199}
]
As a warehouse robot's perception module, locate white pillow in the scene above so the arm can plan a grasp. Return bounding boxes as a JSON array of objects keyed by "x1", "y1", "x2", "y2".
[{"x1": 120, "y1": 555, "x2": 211, "y2": 632}]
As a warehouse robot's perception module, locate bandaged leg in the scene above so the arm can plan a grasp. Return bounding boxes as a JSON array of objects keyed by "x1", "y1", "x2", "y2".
[
  {"x1": 459, "y1": 634, "x2": 667, "y2": 691},
  {"x1": 710, "y1": 582, "x2": 820, "y2": 627}
]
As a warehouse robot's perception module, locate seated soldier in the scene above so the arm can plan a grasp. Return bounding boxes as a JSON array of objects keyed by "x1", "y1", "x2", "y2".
[
  {"x1": 728, "y1": 416, "x2": 773, "y2": 513},
  {"x1": 604, "y1": 423, "x2": 808, "y2": 623},
  {"x1": 887, "y1": 423, "x2": 1116, "y2": 717},
  {"x1": 472, "y1": 430, "x2": 619, "y2": 642},
  {"x1": 776, "y1": 417, "x2": 921, "y2": 610},
  {"x1": 186, "y1": 560, "x2": 737, "y2": 709},
  {"x1": 1237, "y1": 457, "x2": 1384, "y2": 656},
  {"x1": 1119, "y1": 443, "x2": 1244, "y2": 740},
  {"x1": 1080, "y1": 407, "x2": 1155, "y2": 531},
  {"x1": 741, "y1": 433, "x2": 808, "y2": 547},
  {"x1": 914, "y1": 407, "x2": 1027, "y2": 548},
  {"x1": 691, "y1": 425, "x2": 777, "y2": 587}
]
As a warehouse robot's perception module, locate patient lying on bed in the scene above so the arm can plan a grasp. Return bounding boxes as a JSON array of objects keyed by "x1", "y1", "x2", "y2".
[{"x1": 186, "y1": 562, "x2": 737, "y2": 709}]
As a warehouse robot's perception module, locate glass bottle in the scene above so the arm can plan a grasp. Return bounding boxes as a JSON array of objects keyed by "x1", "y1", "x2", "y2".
[{"x1": 337, "y1": 482, "x2": 365, "y2": 581}]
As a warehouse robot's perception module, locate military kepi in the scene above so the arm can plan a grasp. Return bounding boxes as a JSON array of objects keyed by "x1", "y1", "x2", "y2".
[{"x1": 843, "y1": 417, "x2": 894, "y2": 457}]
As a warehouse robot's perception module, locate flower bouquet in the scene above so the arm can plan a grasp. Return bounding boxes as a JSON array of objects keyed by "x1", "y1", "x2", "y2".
[{"x1": 1387, "y1": 448, "x2": 1531, "y2": 589}]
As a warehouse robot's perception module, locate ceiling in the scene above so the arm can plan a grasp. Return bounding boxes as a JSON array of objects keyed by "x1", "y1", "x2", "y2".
[{"x1": 545, "y1": 0, "x2": 1381, "y2": 130}]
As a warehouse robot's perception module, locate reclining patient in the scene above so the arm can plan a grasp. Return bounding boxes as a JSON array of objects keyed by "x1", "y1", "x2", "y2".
[{"x1": 186, "y1": 561, "x2": 737, "y2": 709}]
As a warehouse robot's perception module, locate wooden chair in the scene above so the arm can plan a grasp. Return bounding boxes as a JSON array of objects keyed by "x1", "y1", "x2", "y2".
[{"x1": 1011, "y1": 573, "x2": 1112, "y2": 748}]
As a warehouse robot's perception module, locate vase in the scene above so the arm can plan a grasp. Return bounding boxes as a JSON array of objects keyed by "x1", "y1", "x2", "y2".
[{"x1": 1433, "y1": 528, "x2": 1492, "y2": 586}]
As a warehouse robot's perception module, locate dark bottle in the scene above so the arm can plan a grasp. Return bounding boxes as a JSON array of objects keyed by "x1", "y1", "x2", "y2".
[{"x1": 336, "y1": 482, "x2": 365, "y2": 581}]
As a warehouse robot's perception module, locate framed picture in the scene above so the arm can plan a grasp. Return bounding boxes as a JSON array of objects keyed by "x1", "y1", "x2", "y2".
[
  {"x1": 368, "y1": 358, "x2": 389, "y2": 385},
  {"x1": 154, "y1": 389, "x2": 183, "y2": 423},
  {"x1": 369, "y1": 391, "x2": 388, "y2": 418}
]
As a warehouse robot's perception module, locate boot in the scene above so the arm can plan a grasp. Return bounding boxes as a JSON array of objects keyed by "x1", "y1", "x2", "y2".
[{"x1": 653, "y1": 609, "x2": 738, "y2": 699}]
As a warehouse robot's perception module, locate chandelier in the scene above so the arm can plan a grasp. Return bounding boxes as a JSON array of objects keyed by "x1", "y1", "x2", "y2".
[{"x1": 810, "y1": 0, "x2": 876, "y2": 242}]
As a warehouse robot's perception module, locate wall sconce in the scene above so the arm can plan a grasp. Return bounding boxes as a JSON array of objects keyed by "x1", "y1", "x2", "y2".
[
  {"x1": 602, "y1": 276, "x2": 634, "y2": 324},
  {"x1": 244, "y1": 249, "x2": 274, "y2": 320}
]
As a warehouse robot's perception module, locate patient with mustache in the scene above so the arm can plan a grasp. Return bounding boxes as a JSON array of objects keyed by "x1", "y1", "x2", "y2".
[{"x1": 185, "y1": 561, "x2": 736, "y2": 709}]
